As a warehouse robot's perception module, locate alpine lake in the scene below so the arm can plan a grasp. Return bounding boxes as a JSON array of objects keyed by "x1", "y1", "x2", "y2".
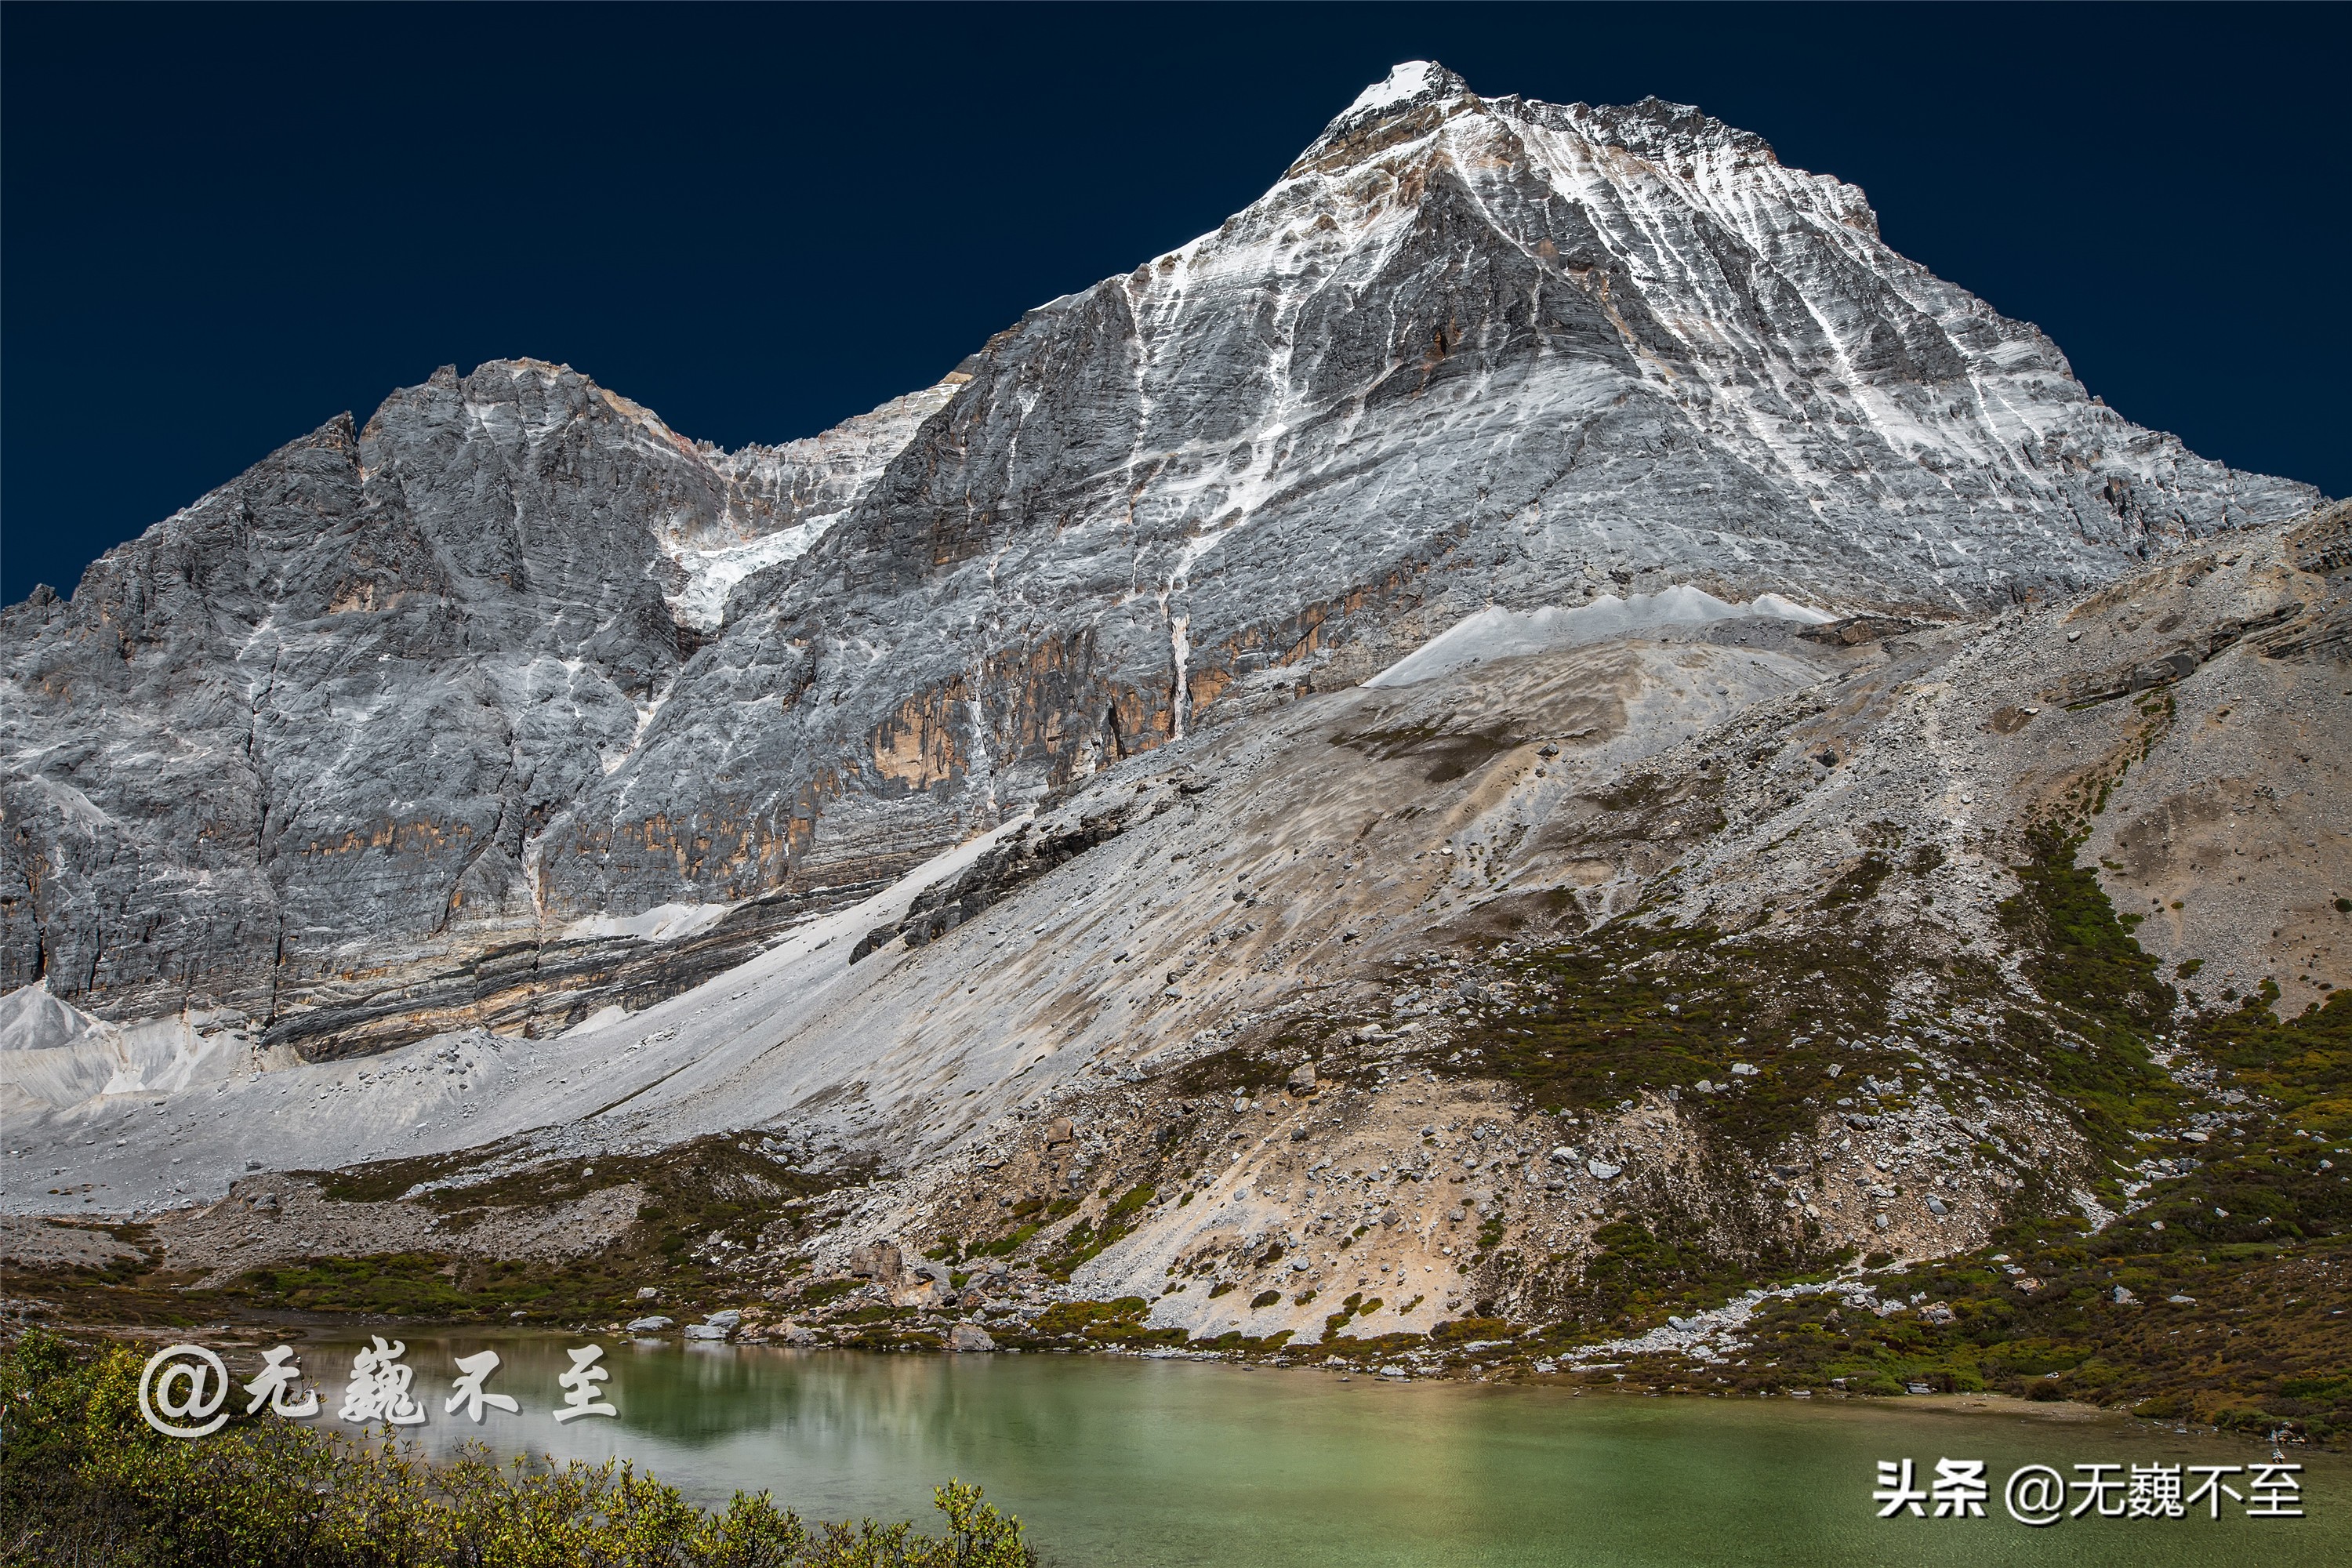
[{"x1": 287, "y1": 1329, "x2": 2345, "y2": 1566}]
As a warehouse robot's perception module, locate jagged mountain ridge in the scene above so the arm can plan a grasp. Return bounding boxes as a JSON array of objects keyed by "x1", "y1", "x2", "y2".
[{"x1": 0, "y1": 62, "x2": 2319, "y2": 1053}]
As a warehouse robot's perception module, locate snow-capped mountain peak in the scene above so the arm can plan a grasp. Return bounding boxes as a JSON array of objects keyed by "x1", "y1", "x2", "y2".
[
  {"x1": 0, "y1": 66, "x2": 2318, "y2": 1058},
  {"x1": 1334, "y1": 59, "x2": 1468, "y2": 124}
]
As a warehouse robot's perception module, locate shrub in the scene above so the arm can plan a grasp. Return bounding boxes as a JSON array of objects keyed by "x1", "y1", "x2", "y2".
[
  {"x1": 1029, "y1": 1298, "x2": 1149, "y2": 1338},
  {"x1": 1430, "y1": 1317, "x2": 1513, "y2": 1344}
]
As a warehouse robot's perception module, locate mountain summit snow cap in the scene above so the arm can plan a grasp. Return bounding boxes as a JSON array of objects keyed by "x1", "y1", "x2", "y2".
[{"x1": 1327, "y1": 60, "x2": 1472, "y2": 129}]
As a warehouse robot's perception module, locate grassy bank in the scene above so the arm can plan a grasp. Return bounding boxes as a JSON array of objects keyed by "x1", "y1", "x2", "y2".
[{"x1": 0, "y1": 1331, "x2": 1035, "y2": 1568}]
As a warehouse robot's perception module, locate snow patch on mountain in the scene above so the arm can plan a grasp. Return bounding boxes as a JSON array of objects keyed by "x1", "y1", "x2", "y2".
[
  {"x1": 664, "y1": 525, "x2": 833, "y2": 631},
  {"x1": 1345, "y1": 60, "x2": 1450, "y2": 118},
  {"x1": 659, "y1": 376, "x2": 968, "y2": 630},
  {"x1": 562, "y1": 901, "x2": 737, "y2": 945},
  {"x1": 1367, "y1": 588, "x2": 1834, "y2": 688}
]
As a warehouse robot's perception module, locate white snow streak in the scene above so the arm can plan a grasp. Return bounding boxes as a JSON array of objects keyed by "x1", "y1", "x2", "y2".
[{"x1": 1367, "y1": 587, "x2": 1832, "y2": 688}]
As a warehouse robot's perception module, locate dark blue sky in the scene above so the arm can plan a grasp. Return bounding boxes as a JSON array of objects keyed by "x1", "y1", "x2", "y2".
[{"x1": 5, "y1": 2, "x2": 2344, "y2": 604}]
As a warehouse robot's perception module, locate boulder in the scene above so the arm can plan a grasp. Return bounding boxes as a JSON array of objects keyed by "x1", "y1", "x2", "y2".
[
  {"x1": 947, "y1": 1322, "x2": 996, "y2": 1353},
  {"x1": 848, "y1": 925, "x2": 900, "y2": 964},
  {"x1": 847, "y1": 1242, "x2": 909, "y2": 1292},
  {"x1": 626, "y1": 1316, "x2": 675, "y2": 1333},
  {"x1": 906, "y1": 1261, "x2": 958, "y2": 1308}
]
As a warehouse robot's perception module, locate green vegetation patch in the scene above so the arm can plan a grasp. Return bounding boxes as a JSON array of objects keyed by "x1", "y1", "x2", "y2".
[
  {"x1": 1998, "y1": 824, "x2": 2176, "y2": 1035},
  {"x1": 1031, "y1": 1184, "x2": 1160, "y2": 1280},
  {"x1": 1187, "y1": 1330, "x2": 1295, "y2": 1353},
  {"x1": 1568, "y1": 1221, "x2": 1776, "y2": 1331},
  {"x1": 223, "y1": 1134, "x2": 854, "y2": 1322},
  {"x1": 1728, "y1": 1236, "x2": 2350, "y2": 1437},
  {"x1": 231, "y1": 1247, "x2": 678, "y2": 1325},
  {"x1": 1025, "y1": 1297, "x2": 1182, "y2": 1350},
  {"x1": 1441, "y1": 812, "x2": 2197, "y2": 1211},
  {"x1": 1439, "y1": 916, "x2": 1906, "y2": 1154},
  {"x1": 1714, "y1": 980, "x2": 2352, "y2": 1432},
  {"x1": 1430, "y1": 1316, "x2": 1515, "y2": 1344},
  {"x1": 1106, "y1": 1184, "x2": 1157, "y2": 1220},
  {"x1": 1820, "y1": 852, "x2": 1893, "y2": 909},
  {"x1": 2188, "y1": 986, "x2": 2352, "y2": 1139},
  {"x1": 1163, "y1": 1044, "x2": 1300, "y2": 1102},
  {"x1": 1322, "y1": 1290, "x2": 1371, "y2": 1340}
]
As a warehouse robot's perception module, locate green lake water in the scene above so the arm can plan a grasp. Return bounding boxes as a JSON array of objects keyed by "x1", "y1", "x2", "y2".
[{"x1": 288, "y1": 1331, "x2": 2347, "y2": 1566}]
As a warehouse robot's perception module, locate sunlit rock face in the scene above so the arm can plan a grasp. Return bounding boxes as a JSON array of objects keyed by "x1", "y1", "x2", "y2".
[{"x1": 0, "y1": 63, "x2": 2317, "y2": 1052}]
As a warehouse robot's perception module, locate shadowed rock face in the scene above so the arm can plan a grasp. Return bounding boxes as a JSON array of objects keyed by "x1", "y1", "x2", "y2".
[{"x1": 0, "y1": 64, "x2": 2320, "y2": 1052}]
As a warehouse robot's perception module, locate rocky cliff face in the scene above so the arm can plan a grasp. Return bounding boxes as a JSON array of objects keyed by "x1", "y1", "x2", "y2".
[
  {"x1": 0, "y1": 63, "x2": 2320, "y2": 1054},
  {"x1": 0, "y1": 361, "x2": 909, "y2": 1042}
]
